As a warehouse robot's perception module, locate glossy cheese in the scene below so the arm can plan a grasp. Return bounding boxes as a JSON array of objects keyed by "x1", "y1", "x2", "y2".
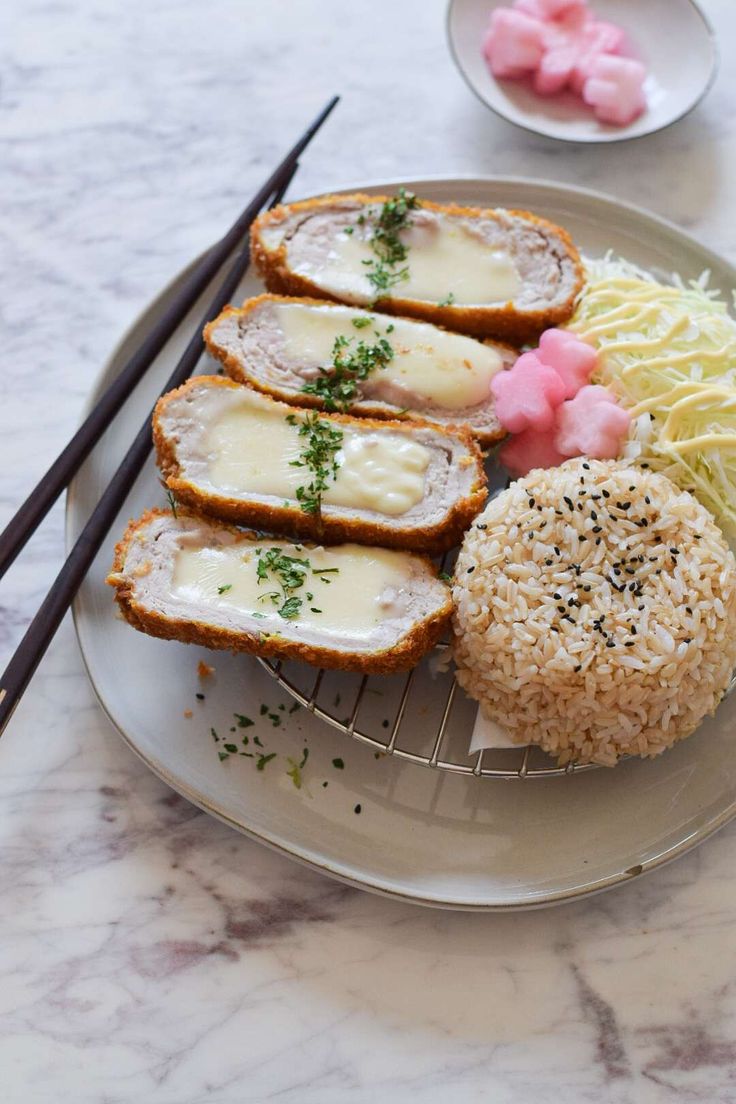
[
  {"x1": 172, "y1": 540, "x2": 412, "y2": 637},
  {"x1": 202, "y1": 389, "x2": 430, "y2": 515},
  {"x1": 289, "y1": 216, "x2": 521, "y2": 307},
  {"x1": 276, "y1": 302, "x2": 504, "y2": 410}
]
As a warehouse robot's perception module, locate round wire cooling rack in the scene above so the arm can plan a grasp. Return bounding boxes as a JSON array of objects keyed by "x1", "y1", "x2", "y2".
[
  {"x1": 258, "y1": 644, "x2": 600, "y2": 781},
  {"x1": 258, "y1": 652, "x2": 736, "y2": 781}
]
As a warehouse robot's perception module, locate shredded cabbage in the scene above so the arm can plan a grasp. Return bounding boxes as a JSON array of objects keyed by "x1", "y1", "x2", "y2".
[{"x1": 570, "y1": 255, "x2": 736, "y2": 533}]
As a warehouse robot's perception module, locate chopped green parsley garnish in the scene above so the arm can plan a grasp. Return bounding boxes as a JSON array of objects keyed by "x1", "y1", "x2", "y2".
[
  {"x1": 301, "y1": 332, "x2": 393, "y2": 412},
  {"x1": 256, "y1": 548, "x2": 310, "y2": 619},
  {"x1": 287, "y1": 411, "x2": 343, "y2": 513},
  {"x1": 217, "y1": 583, "x2": 232, "y2": 595},
  {"x1": 256, "y1": 752, "x2": 277, "y2": 771},
  {"x1": 255, "y1": 546, "x2": 340, "y2": 620},
  {"x1": 165, "y1": 489, "x2": 178, "y2": 518},
  {"x1": 286, "y1": 747, "x2": 310, "y2": 789},
  {"x1": 234, "y1": 713, "x2": 253, "y2": 728},
  {"x1": 439, "y1": 292, "x2": 455, "y2": 307},
  {"x1": 439, "y1": 571, "x2": 453, "y2": 583},
  {"x1": 357, "y1": 188, "x2": 420, "y2": 297}
]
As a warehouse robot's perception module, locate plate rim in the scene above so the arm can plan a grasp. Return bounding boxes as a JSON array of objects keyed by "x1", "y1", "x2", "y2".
[
  {"x1": 69, "y1": 172, "x2": 736, "y2": 911},
  {"x1": 445, "y1": 0, "x2": 719, "y2": 145}
]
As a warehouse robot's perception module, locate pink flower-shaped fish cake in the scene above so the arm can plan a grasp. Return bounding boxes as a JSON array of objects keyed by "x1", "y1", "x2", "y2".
[
  {"x1": 567, "y1": 19, "x2": 626, "y2": 95},
  {"x1": 491, "y1": 351, "x2": 566, "y2": 433},
  {"x1": 515, "y1": 0, "x2": 585, "y2": 18},
  {"x1": 554, "y1": 385, "x2": 631, "y2": 459},
  {"x1": 483, "y1": 8, "x2": 546, "y2": 79},
  {"x1": 499, "y1": 426, "x2": 569, "y2": 477},
  {"x1": 537, "y1": 328, "x2": 596, "y2": 398},
  {"x1": 582, "y1": 55, "x2": 646, "y2": 125}
]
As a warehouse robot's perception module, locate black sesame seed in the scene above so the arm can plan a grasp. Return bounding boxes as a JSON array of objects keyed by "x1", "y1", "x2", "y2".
[
  {"x1": 684, "y1": 638, "x2": 692, "y2": 644},
  {"x1": 625, "y1": 568, "x2": 636, "y2": 575},
  {"x1": 546, "y1": 559, "x2": 553, "y2": 566},
  {"x1": 602, "y1": 489, "x2": 610, "y2": 498},
  {"x1": 670, "y1": 547, "x2": 679, "y2": 555},
  {"x1": 553, "y1": 592, "x2": 562, "y2": 600},
  {"x1": 195, "y1": 693, "x2": 205, "y2": 701},
  {"x1": 592, "y1": 525, "x2": 602, "y2": 534},
  {"x1": 606, "y1": 640, "x2": 616, "y2": 648},
  {"x1": 638, "y1": 604, "x2": 645, "y2": 611},
  {"x1": 629, "y1": 485, "x2": 636, "y2": 492},
  {"x1": 577, "y1": 502, "x2": 583, "y2": 511},
  {"x1": 617, "y1": 501, "x2": 632, "y2": 511},
  {"x1": 685, "y1": 606, "x2": 692, "y2": 615},
  {"x1": 629, "y1": 582, "x2": 638, "y2": 591},
  {"x1": 579, "y1": 534, "x2": 587, "y2": 542},
  {"x1": 568, "y1": 596, "x2": 576, "y2": 607},
  {"x1": 591, "y1": 510, "x2": 598, "y2": 521},
  {"x1": 476, "y1": 523, "x2": 487, "y2": 530},
  {"x1": 564, "y1": 496, "x2": 574, "y2": 510},
  {"x1": 582, "y1": 463, "x2": 590, "y2": 470},
  {"x1": 591, "y1": 494, "x2": 601, "y2": 501},
  {"x1": 563, "y1": 614, "x2": 575, "y2": 624},
  {"x1": 595, "y1": 538, "x2": 602, "y2": 546},
  {"x1": 467, "y1": 566, "x2": 475, "y2": 574},
  {"x1": 528, "y1": 498, "x2": 535, "y2": 508},
  {"x1": 583, "y1": 585, "x2": 591, "y2": 592},
  {"x1": 557, "y1": 605, "x2": 566, "y2": 613},
  {"x1": 555, "y1": 547, "x2": 561, "y2": 556},
  {"x1": 645, "y1": 496, "x2": 651, "y2": 505},
  {"x1": 574, "y1": 664, "x2": 582, "y2": 672},
  {"x1": 630, "y1": 626, "x2": 637, "y2": 635},
  {"x1": 624, "y1": 641, "x2": 635, "y2": 647}
]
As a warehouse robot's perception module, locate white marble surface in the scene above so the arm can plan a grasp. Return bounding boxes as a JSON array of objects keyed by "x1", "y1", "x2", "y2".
[{"x1": 2, "y1": 0, "x2": 736, "y2": 1099}]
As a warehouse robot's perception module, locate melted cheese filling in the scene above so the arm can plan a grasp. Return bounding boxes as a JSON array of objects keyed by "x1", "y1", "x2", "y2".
[
  {"x1": 172, "y1": 540, "x2": 412, "y2": 637},
  {"x1": 277, "y1": 302, "x2": 503, "y2": 409},
  {"x1": 290, "y1": 215, "x2": 521, "y2": 307},
  {"x1": 202, "y1": 390, "x2": 430, "y2": 515}
]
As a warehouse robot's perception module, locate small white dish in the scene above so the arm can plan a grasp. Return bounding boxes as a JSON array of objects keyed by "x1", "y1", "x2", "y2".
[{"x1": 447, "y1": 0, "x2": 718, "y2": 143}]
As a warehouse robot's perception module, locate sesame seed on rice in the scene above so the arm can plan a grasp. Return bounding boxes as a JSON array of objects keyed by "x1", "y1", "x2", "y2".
[{"x1": 452, "y1": 459, "x2": 736, "y2": 767}]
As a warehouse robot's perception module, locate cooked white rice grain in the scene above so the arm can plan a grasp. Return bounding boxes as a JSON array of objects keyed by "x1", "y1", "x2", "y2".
[{"x1": 452, "y1": 458, "x2": 736, "y2": 766}]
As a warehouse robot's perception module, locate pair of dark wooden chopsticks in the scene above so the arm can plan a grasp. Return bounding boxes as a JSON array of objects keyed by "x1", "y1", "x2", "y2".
[{"x1": 0, "y1": 95, "x2": 339, "y2": 734}]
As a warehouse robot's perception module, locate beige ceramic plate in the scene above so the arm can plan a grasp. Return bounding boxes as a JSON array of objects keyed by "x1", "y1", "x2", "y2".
[
  {"x1": 447, "y1": 0, "x2": 718, "y2": 143},
  {"x1": 69, "y1": 176, "x2": 736, "y2": 910}
]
